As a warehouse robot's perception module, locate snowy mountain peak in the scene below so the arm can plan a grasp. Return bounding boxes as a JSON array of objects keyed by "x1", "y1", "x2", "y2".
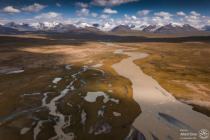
[{"x1": 74, "y1": 22, "x2": 93, "y2": 28}]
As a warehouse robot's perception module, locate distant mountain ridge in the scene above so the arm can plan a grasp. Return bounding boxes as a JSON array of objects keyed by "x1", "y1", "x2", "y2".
[
  {"x1": 49, "y1": 23, "x2": 77, "y2": 32},
  {"x1": 0, "y1": 21, "x2": 210, "y2": 35},
  {"x1": 203, "y1": 25, "x2": 210, "y2": 31},
  {"x1": 111, "y1": 25, "x2": 131, "y2": 32},
  {"x1": 142, "y1": 25, "x2": 159, "y2": 33},
  {"x1": 154, "y1": 24, "x2": 199, "y2": 34},
  {"x1": 0, "y1": 25, "x2": 20, "y2": 34},
  {"x1": 4, "y1": 22, "x2": 36, "y2": 31}
]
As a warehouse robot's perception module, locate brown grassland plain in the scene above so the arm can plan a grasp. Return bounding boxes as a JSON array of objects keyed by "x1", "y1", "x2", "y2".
[{"x1": 119, "y1": 42, "x2": 210, "y2": 116}]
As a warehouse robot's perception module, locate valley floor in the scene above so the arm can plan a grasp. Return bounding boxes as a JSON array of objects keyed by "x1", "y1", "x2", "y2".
[{"x1": 0, "y1": 35, "x2": 210, "y2": 140}]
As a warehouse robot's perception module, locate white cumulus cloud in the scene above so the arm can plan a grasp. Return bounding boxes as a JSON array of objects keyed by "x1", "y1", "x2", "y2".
[
  {"x1": 190, "y1": 11, "x2": 200, "y2": 16},
  {"x1": 91, "y1": 12, "x2": 98, "y2": 17},
  {"x1": 152, "y1": 11, "x2": 173, "y2": 26},
  {"x1": 177, "y1": 11, "x2": 186, "y2": 16},
  {"x1": 35, "y1": 12, "x2": 62, "y2": 20},
  {"x1": 91, "y1": 0, "x2": 139, "y2": 6},
  {"x1": 154, "y1": 11, "x2": 173, "y2": 18},
  {"x1": 100, "y1": 14, "x2": 109, "y2": 19},
  {"x1": 2, "y1": 6, "x2": 20, "y2": 13},
  {"x1": 103, "y1": 8, "x2": 117, "y2": 14},
  {"x1": 22, "y1": 3, "x2": 46, "y2": 12}
]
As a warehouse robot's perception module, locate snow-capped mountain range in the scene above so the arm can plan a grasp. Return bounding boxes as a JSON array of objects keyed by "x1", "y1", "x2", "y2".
[{"x1": 0, "y1": 21, "x2": 210, "y2": 34}]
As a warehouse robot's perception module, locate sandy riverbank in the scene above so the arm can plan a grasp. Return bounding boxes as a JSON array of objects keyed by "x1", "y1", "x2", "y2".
[{"x1": 112, "y1": 49, "x2": 210, "y2": 140}]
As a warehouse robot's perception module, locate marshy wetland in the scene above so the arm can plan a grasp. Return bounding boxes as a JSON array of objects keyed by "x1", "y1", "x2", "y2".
[{"x1": 0, "y1": 37, "x2": 140, "y2": 140}]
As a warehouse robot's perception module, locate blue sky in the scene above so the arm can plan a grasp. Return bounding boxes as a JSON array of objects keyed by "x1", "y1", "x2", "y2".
[{"x1": 0, "y1": 0, "x2": 210, "y2": 30}]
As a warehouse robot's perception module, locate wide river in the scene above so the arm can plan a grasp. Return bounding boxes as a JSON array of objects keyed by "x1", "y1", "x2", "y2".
[{"x1": 112, "y1": 50, "x2": 210, "y2": 140}]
